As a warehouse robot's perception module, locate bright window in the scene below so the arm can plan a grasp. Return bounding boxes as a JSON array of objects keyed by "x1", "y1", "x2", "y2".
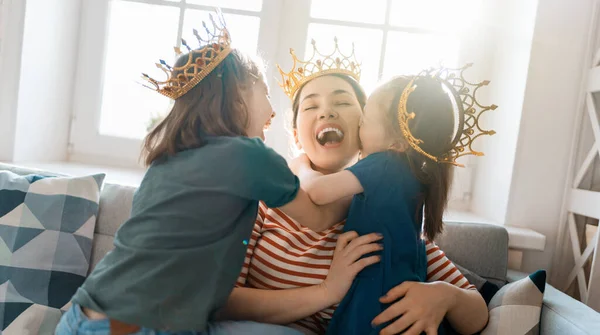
[
  {"x1": 98, "y1": 1, "x2": 262, "y2": 140},
  {"x1": 305, "y1": 24, "x2": 383, "y2": 94},
  {"x1": 99, "y1": 1, "x2": 179, "y2": 139},
  {"x1": 307, "y1": 0, "x2": 476, "y2": 94},
  {"x1": 383, "y1": 32, "x2": 460, "y2": 76},
  {"x1": 71, "y1": 0, "x2": 482, "y2": 206},
  {"x1": 304, "y1": 0, "x2": 479, "y2": 206},
  {"x1": 310, "y1": 0, "x2": 388, "y2": 24},
  {"x1": 187, "y1": 0, "x2": 262, "y2": 12},
  {"x1": 70, "y1": 0, "x2": 273, "y2": 165}
]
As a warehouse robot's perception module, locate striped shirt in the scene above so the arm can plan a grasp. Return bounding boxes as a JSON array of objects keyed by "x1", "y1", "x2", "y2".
[{"x1": 236, "y1": 202, "x2": 475, "y2": 334}]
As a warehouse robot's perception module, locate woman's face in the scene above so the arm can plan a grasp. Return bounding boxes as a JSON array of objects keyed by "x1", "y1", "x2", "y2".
[{"x1": 294, "y1": 76, "x2": 362, "y2": 173}]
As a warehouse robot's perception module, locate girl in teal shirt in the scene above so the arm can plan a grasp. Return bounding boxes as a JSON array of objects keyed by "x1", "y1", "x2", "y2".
[{"x1": 56, "y1": 17, "x2": 344, "y2": 335}]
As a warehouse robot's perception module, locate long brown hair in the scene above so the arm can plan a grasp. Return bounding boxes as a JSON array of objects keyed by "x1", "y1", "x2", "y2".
[
  {"x1": 379, "y1": 76, "x2": 455, "y2": 241},
  {"x1": 290, "y1": 74, "x2": 367, "y2": 129},
  {"x1": 142, "y1": 48, "x2": 264, "y2": 166}
]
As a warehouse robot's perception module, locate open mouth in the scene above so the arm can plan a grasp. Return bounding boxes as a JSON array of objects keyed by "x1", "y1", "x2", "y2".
[
  {"x1": 264, "y1": 118, "x2": 272, "y2": 130},
  {"x1": 263, "y1": 112, "x2": 275, "y2": 130},
  {"x1": 316, "y1": 125, "x2": 345, "y2": 147}
]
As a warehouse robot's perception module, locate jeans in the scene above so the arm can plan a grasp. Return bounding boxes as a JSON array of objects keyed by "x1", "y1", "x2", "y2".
[{"x1": 55, "y1": 304, "x2": 303, "y2": 335}]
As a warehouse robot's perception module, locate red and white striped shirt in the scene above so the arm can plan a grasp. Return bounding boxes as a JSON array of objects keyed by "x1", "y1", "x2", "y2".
[{"x1": 236, "y1": 202, "x2": 475, "y2": 334}]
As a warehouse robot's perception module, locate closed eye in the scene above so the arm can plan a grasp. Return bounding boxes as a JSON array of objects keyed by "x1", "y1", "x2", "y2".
[{"x1": 304, "y1": 106, "x2": 317, "y2": 111}]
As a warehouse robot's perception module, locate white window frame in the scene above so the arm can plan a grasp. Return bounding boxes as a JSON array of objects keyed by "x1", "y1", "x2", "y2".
[
  {"x1": 70, "y1": 0, "x2": 284, "y2": 166},
  {"x1": 70, "y1": 0, "x2": 475, "y2": 206},
  {"x1": 308, "y1": 1, "x2": 459, "y2": 79},
  {"x1": 0, "y1": 0, "x2": 5, "y2": 50}
]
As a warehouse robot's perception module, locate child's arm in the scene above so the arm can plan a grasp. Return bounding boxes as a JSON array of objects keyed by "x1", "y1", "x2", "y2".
[
  {"x1": 290, "y1": 154, "x2": 363, "y2": 206},
  {"x1": 232, "y1": 139, "x2": 349, "y2": 232},
  {"x1": 303, "y1": 171, "x2": 363, "y2": 205}
]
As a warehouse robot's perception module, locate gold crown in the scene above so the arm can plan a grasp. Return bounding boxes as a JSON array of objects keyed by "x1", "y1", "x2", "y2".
[
  {"x1": 141, "y1": 12, "x2": 232, "y2": 100},
  {"x1": 277, "y1": 37, "x2": 361, "y2": 99},
  {"x1": 398, "y1": 64, "x2": 497, "y2": 167}
]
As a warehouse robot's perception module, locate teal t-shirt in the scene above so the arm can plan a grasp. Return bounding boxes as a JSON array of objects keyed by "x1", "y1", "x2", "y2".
[{"x1": 72, "y1": 136, "x2": 299, "y2": 331}]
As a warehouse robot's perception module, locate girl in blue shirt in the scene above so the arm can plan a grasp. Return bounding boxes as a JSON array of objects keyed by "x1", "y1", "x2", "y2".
[{"x1": 295, "y1": 70, "x2": 496, "y2": 335}]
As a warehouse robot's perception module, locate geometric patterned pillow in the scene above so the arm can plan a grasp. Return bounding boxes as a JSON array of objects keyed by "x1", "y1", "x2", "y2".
[
  {"x1": 481, "y1": 270, "x2": 546, "y2": 335},
  {"x1": 0, "y1": 171, "x2": 105, "y2": 334}
]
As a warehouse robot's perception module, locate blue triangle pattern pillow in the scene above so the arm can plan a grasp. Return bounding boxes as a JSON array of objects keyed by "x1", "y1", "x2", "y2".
[{"x1": 0, "y1": 171, "x2": 105, "y2": 334}]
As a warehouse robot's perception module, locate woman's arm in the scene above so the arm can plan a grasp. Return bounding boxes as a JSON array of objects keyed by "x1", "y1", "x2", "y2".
[
  {"x1": 222, "y1": 285, "x2": 333, "y2": 324},
  {"x1": 220, "y1": 232, "x2": 383, "y2": 324},
  {"x1": 226, "y1": 205, "x2": 330, "y2": 324},
  {"x1": 444, "y1": 284, "x2": 488, "y2": 334},
  {"x1": 425, "y1": 241, "x2": 488, "y2": 334}
]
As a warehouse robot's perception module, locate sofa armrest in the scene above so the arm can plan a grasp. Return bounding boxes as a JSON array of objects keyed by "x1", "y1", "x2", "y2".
[
  {"x1": 0, "y1": 163, "x2": 67, "y2": 177},
  {"x1": 540, "y1": 285, "x2": 600, "y2": 335},
  {"x1": 508, "y1": 270, "x2": 600, "y2": 334},
  {"x1": 435, "y1": 222, "x2": 509, "y2": 287}
]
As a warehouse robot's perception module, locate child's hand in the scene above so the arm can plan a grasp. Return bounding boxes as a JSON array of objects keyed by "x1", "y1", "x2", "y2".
[
  {"x1": 320, "y1": 231, "x2": 383, "y2": 305},
  {"x1": 289, "y1": 153, "x2": 312, "y2": 176}
]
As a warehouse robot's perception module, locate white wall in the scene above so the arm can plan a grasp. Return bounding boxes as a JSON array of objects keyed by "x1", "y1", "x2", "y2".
[
  {"x1": 505, "y1": 0, "x2": 596, "y2": 276},
  {"x1": 470, "y1": 0, "x2": 538, "y2": 225},
  {"x1": 466, "y1": 0, "x2": 598, "y2": 279},
  {"x1": 0, "y1": 0, "x2": 26, "y2": 161},
  {"x1": 265, "y1": 0, "x2": 310, "y2": 159},
  {"x1": 11, "y1": 0, "x2": 82, "y2": 162}
]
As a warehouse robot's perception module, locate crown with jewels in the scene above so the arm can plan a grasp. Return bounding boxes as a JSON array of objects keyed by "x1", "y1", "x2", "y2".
[
  {"x1": 398, "y1": 64, "x2": 497, "y2": 167},
  {"x1": 277, "y1": 37, "x2": 361, "y2": 100},
  {"x1": 141, "y1": 12, "x2": 232, "y2": 100}
]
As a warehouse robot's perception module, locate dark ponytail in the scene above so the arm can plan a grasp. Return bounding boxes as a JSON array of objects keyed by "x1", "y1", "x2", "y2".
[
  {"x1": 407, "y1": 153, "x2": 453, "y2": 242},
  {"x1": 382, "y1": 76, "x2": 455, "y2": 241}
]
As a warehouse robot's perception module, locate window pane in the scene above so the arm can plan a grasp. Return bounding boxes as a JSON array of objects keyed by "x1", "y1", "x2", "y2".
[
  {"x1": 99, "y1": 1, "x2": 180, "y2": 139},
  {"x1": 310, "y1": 0, "x2": 387, "y2": 24},
  {"x1": 389, "y1": 0, "x2": 479, "y2": 31},
  {"x1": 187, "y1": 0, "x2": 262, "y2": 12},
  {"x1": 183, "y1": 10, "x2": 260, "y2": 56},
  {"x1": 307, "y1": 24, "x2": 383, "y2": 94},
  {"x1": 383, "y1": 32, "x2": 459, "y2": 77}
]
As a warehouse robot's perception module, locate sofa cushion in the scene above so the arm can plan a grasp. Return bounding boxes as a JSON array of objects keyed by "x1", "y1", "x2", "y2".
[
  {"x1": 481, "y1": 270, "x2": 546, "y2": 335},
  {"x1": 436, "y1": 222, "x2": 509, "y2": 287},
  {"x1": 0, "y1": 171, "x2": 104, "y2": 334},
  {"x1": 89, "y1": 183, "x2": 136, "y2": 272},
  {"x1": 95, "y1": 183, "x2": 135, "y2": 237}
]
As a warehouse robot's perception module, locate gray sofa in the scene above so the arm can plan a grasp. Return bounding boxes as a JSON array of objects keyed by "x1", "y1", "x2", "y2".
[
  {"x1": 2, "y1": 163, "x2": 599, "y2": 334},
  {"x1": 436, "y1": 224, "x2": 600, "y2": 334}
]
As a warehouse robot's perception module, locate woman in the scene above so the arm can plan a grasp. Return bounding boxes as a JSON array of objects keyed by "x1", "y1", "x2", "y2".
[{"x1": 221, "y1": 42, "x2": 488, "y2": 335}]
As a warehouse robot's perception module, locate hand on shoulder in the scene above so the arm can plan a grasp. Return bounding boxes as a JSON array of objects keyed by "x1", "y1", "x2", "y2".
[{"x1": 288, "y1": 153, "x2": 312, "y2": 176}]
